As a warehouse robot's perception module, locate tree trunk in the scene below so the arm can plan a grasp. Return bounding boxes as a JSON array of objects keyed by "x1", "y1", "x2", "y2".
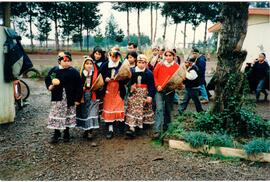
[
  {"x1": 86, "y1": 28, "x2": 89, "y2": 52},
  {"x1": 192, "y1": 27, "x2": 196, "y2": 46},
  {"x1": 150, "y1": 3, "x2": 153, "y2": 44},
  {"x1": 203, "y1": 20, "x2": 208, "y2": 53},
  {"x1": 29, "y1": 5, "x2": 34, "y2": 53},
  {"x1": 212, "y1": 2, "x2": 249, "y2": 113},
  {"x1": 153, "y1": 4, "x2": 158, "y2": 43},
  {"x1": 54, "y1": 3, "x2": 59, "y2": 51},
  {"x1": 3, "y1": 2, "x2": 11, "y2": 27},
  {"x1": 183, "y1": 21, "x2": 187, "y2": 49},
  {"x1": 137, "y1": 7, "x2": 141, "y2": 50},
  {"x1": 173, "y1": 23, "x2": 178, "y2": 47},
  {"x1": 162, "y1": 15, "x2": 168, "y2": 41},
  {"x1": 67, "y1": 36, "x2": 69, "y2": 50},
  {"x1": 80, "y1": 10, "x2": 83, "y2": 52},
  {"x1": 127, "y1": 7, "x2": 130, "y2": 43}
]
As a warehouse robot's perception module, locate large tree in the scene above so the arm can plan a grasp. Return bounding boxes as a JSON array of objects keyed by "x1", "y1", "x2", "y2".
[
  {"x1": 112, "y1": 2, "x2": 133, "y2": 43},
  {"x1": 130, "y1": 2, "x2": 150, "y2": 50},
  {"x1": 212, "y1": 2, "x2": 249, "y2": 113},
  {"x1": 153, "y1": 2, "x2": 160, "y2": 43}
]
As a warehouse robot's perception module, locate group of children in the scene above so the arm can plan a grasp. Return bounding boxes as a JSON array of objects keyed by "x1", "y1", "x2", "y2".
[{"x1": 45, "y1": 45, "x2": 203, "y2": 143}]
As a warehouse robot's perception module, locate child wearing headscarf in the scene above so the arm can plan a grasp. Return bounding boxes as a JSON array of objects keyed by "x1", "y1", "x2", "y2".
[
  {"x1": 125, "y1": 54, "x2": 156, "y2": 138},
  {"x1": 45, "y1": 51, "x2": 83, "y2": 144},
  {"x1": 76, "y1": 56, "x2": 100, "y2": 140}
]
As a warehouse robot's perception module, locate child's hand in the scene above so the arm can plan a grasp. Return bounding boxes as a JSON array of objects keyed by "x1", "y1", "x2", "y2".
[
  {"x1": 157, "y1": 86, "x2": 162, "y2": 92},
  {"x1": 48, "y1": 85, "x2": 54, "y2": 91},
  {"x1": 146, "y1": 97, "x2": 152, "y2": 104},
  {"x1": 75, "y1": 102, "x2": 80, "y2": 106},
  {"x1": 105, "y1": 77, "x2": 111, "y2": 82},
  {"x1": 130, "y1": 84, "x2": 136, "y2": 93}
]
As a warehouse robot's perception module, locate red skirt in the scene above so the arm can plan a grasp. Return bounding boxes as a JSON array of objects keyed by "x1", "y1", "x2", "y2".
[{"x1": 102, "y1": 80, "x2": 125, "y2": 122}]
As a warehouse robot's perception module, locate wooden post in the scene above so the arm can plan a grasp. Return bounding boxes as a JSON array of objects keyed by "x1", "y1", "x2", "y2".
[{"x1": 0, "y1": 26, "x2": 15, "y2": 124}]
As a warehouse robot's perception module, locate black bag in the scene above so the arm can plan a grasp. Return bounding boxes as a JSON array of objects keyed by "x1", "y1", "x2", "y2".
[{"x1": 3, "y1": 28, "x2": 33, "y2": 82}]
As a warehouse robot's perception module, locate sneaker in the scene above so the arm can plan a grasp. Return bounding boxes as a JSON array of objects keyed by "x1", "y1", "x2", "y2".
[
  {"x1": 106, "y1": 131, "x2": 113, "y2": 139},
  {"x1": 152, "y1": 132, "x2": 160, "y2": 140},
  {"x1": 83, "y1": 130, "x2": 93, "y2": 140}
]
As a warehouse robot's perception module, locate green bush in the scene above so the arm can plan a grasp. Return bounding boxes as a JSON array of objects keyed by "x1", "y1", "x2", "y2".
[
  {"x1": 243, "y1": 138, "x2": 270, "y2": 155},
  {"x1": 183, "y1": 131, "x2": 209, "y2": 148},
  {"x1": 208, "y1": 133, "x2": 234, "y2": 148}
]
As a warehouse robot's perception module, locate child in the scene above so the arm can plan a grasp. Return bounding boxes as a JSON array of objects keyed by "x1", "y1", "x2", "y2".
[
  {"x1": 148, "y1": 45, "x2": 161, "y2": 71},
  {"x1": 178, "y1": 57, "x2": 203, "y2": 113},
  {"x1": 45, "y1": 51, "x2": 83, "y2": 144},
  {"x1": 153, "y1": 48, "x2": 179, "y2": 139},
  {"x1": 76, "y1": 56, "x2": 100, "y2": 140},
  {"x1": 99, "y1": 48, "x2": 127, "y2": 139},
  {"x1": 125, "y1": 54, "x2": 155, "y2": 138},
  {"x1": 127, "y1": 51, "x2": 138, "y2": 68},
  {"x1": 90, "y1": 46, "x2": 107, "y2": 71}
]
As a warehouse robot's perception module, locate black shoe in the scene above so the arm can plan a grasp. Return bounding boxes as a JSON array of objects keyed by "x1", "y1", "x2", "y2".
[
  {"x1": 126, "y1": 130, "x2": 135, "y2": 139},
  {"x1": 63, "y1": 129, "x2": 70, "y2": 142},
  {"x1": 83, "y1": 130, "x2": 93, "y2": 140},
  {"x1": 106, "y1": 131, "x2": 113, "y2": 139},
  {"x1": 49, "y1": 130, "x2": 61, "y2": 144}
]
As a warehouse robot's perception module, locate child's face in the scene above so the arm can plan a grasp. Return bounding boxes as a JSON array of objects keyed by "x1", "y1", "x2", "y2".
[
  {"x1": 110, "y1": 55, "x2": 119, "y2": 62},
  {"x1": 128, "y1": 55, "x2": 136, "y2": 65},
  {"x1": 137, "y1": 60, "x2": 146, "y2": 70},
  {"x1": 164, "y1": 52, "x2": 174, "y2": 63},
  {"x1": 84, "y1": 60, "x2": 93, "y2": 72},
  {"x1": 258, "y1": 54, "x2": 265, "y2": 62},
  {"x1": 60, "y1": 56, "x2": 71, "y2": 69},
  {"x1": 94, "y1": 51, "x2": 102, "y2": 61},
  {"x1": 152, "y1": 49, "x2": 159, "y2": 56}
]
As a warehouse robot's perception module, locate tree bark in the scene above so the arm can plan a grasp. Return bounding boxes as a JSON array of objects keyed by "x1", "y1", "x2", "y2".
[
  {"x1": 212, "y1": 2, "x2": 249, "y2": 113},
  {"x1": 192, "y1": 27, "x2": 196, "y2": 46},
  {"x1": 150, "y1": 3, "x2": 153, "y2": 44},
  {"x1": 162, "y1": 15, "x2": 168, "y2": 41},
  {"x1": 183, "y1": 21, "x2": 187, "y2": 49},
  {"x1": 137, "y1": 7, "x2": 141, "y2": 50},
  {"x1": 3, "y1": 2, "x2": 11, "y2": 27},
  {"x1": 54, "y1": 3, "x2": 60, "y2": 51},
  {"x1": 29, "y1": 4, "x2": 34, "y2": 53},
  {"x1": 86, "y1": 28, "x2": 89, "y2": 52},
  {"x1": 203, "y1": 20, "x2": 208, "y2": 53},
  {"x1": 80, "y1": 9, "x2": 83, "y2": 52},
  {"x1": 127, "y1": 7, "x2": 130, "y2": 43},
  {"x1": 173, "y1": 23, "x2": 178, "y2": 47},
  {"x1": 153, "y1": 4, "x2": 158, "y2": 43}
]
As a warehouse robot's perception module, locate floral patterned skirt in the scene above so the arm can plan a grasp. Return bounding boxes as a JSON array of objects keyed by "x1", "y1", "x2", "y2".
[
  {"x1": 76, "y1": 92, "x2": 99, "y2": 130},
  {"x1": 102, "y1": 81, "x2": 125, "y2": 123},
  {"x1": 48, "y1": 90, "x2": 76, "y2": 130},
  {"x1": 125, "y1": 87, "x2": 155, "y2": 128}
]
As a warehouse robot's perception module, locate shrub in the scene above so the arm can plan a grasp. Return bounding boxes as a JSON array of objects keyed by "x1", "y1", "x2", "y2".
[
  {"x1": 183, "y1": 131, "x2": 209, "y2": 148},
  {"x1": 243, "y1": 138, "x2": 270, "y2": 155},
  {"x1": 208, "y1": 133, "x2": 234, "y2": 148}
]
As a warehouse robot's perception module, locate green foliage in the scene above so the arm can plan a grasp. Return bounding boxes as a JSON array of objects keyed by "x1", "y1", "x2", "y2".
[
  {"x1": 243, "y1": 138, "x2": 270, "y2": 155},
  {"x1": 183, "y1": 131, "x2": 209, "y2": 148},
  {"x1": 182, "y1": 131, "x2": 234, "y2": 148}
]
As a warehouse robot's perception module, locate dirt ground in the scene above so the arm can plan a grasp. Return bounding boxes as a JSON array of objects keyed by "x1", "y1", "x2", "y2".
[{"x1": 0, "y1": 54, "x2": 270, "y2": 180}]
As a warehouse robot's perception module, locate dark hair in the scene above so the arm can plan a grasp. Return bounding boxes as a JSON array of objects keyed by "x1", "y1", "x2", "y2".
[
  {"x1": 58, "y1": 51, "x2": 72, "y2": 62},
  {"x1": 127, "y1": 51, "x2": 138, "y2": 59},
  {"x1": 90, "y1": 46, "x2": 106, "y2": 61},
  {"x1": 128, "y1": 42, "x2": 137, "y2": 49},
  {"x1": 260, "y1": 52, "x2": 266, "y2": 58},
  {"x1": 188, "y1": 57, "x2": 196, "y2": 63},
  {"x1": 192, "y1": 48, "x2": 200, "y2": 54},
  {"x1": 173, "y1": 48, "x2": 177, "y2": 53}
]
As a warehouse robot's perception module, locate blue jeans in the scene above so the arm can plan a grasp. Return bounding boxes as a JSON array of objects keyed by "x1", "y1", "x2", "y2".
[
  {"x1": 256, "y1": 79, "x2": 268, "y2": 100},
  {"x1": 154, "y1": 91, "x2": 175, "y2": 133},
  {"x1": 199, "y1": 84, "x2": 209, "y2": 101}
]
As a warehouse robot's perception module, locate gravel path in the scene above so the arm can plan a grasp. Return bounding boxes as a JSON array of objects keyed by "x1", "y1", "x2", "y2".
[{"x1": 0, "y1": 78, "x2": 269, "y2": 180}]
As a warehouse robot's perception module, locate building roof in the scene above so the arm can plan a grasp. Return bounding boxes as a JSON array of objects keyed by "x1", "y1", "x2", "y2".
[{"x1": 208, "y1": 8, "x2": 270, "y2": 32}]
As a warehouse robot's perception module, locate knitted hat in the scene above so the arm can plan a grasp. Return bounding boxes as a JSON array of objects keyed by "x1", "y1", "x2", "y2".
[
  {"x1": 192, "y1": 48, "x2": 200, "y2": 54},
  {"x1": 152, "y1": 45, "x2": 160, "y2": 51},
  {"x1": 80, "y1": 56, "x2": 95, "y2": 76}
]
